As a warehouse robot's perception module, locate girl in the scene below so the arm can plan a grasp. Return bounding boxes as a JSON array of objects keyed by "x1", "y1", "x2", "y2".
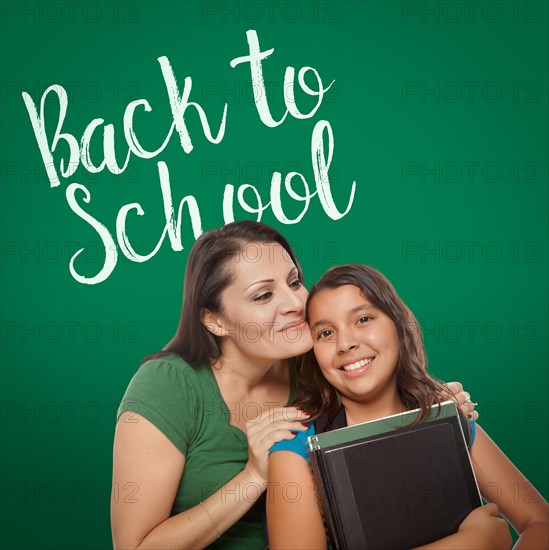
[
  {"x1": 111, "y1": 222, "x2": 477, "y2": 549},
  {"x1": 267, "y1": 264, "x2": 548, "y2": 549}
]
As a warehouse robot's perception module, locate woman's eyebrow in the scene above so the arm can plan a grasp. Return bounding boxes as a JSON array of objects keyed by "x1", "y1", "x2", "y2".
[
  {"x1": 243, "y1": 279, "x2": 274, "y2": 291},
  {"x1": 243, "y1": 267, "x2": 297, "y2": 292}
]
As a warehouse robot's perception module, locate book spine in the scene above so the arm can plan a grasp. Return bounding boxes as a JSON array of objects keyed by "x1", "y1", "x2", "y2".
[{"x1": 309, "y1": 446, "x2": 343, "y2": 550}]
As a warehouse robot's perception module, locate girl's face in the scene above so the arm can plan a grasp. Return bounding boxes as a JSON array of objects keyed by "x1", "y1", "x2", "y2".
[
  {"x1": 308, "y1": 284, "x2": 400, "y2": 405},
  {"x1": 213, "y1": 243, "x2": 312, "y2": 364}
]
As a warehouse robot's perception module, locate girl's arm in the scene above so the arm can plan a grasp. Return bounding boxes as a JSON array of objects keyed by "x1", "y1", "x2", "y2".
[
  {"x1": 414, "y1": 504, "x2": 512, "y2": 549},
  {"x1": 112, "y1": 408, "x2": 308, "y2": 549},
  {"x1": 471, "y1": 424, "x2": 549, "y2": 549},
  {"x1": 267, "y1": 451, "x2": 327, "y2": 550}
]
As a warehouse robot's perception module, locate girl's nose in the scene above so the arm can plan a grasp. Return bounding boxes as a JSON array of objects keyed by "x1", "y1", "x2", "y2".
[{"x1": 337, "y1": 326, "x2": 359, "y2": 353}]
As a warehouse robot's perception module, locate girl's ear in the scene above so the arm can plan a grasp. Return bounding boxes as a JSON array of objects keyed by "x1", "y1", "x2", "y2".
[{"x1": 201, "y1": 308, "x2": 228, "y2": 337}]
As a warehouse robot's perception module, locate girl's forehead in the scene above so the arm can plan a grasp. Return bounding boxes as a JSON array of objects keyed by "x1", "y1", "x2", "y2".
[{"x1": 309, "y1": 285, "x2": 373, "y2": 312}]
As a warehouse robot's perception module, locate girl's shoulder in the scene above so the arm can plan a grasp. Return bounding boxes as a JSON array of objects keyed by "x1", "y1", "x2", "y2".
[
  {"x1": 459, "y1": 414, "x2": 477, "y2": 448},
  {"x1": 269, "y1": 423, "x2": 316, "y2": 463}
]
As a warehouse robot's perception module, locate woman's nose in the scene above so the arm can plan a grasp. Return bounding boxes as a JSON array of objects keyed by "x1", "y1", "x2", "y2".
[{"x1": 279, "y1": 285, "x2": 305, "y2": 314}]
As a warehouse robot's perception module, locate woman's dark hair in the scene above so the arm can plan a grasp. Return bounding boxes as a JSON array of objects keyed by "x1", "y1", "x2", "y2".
[
  {"x1": 293, "y1": 264, "x2": 446, "y2": 426},
  {"x1": 145, "y1": 221, "x2": 304, "y2": 367}
]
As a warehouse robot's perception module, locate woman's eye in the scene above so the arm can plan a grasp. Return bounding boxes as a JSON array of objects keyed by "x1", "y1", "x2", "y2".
[
  {"x1": 317, "y1": 329, "x2": 333, "y2": 340},
  {"x1": 289, "y1": 279, "x2": 302, "y2": 289},
  {"x1": 253, "y1": 292, "x2": 272, "y2": 302}
]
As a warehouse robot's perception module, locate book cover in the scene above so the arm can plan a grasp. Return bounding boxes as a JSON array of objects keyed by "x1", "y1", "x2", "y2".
[{"x1": 308, "y1": 402, "x2": 482, "y2": 550}]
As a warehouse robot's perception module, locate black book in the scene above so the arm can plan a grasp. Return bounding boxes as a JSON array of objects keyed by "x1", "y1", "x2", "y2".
[{"x1": 308, "y1": 401, "x2": 482, "y2": 550}]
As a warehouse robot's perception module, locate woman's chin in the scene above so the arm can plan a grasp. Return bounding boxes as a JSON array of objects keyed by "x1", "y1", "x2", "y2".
[{"x1": 281, "y1": 341, "x2": 314, "y2": 359}]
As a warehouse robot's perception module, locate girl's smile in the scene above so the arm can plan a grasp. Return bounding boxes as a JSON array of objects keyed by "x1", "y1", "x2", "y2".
[{"x1": 339, "y1": 356, "x2": 375, "y2": 376}]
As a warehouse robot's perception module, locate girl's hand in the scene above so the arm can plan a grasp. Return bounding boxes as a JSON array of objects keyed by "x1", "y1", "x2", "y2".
[
  {"x1": 244, "y1": 406, "x2": 310, "y2": 484},
  {"x1": 444, "y1": 381, "x2": 479, "y2": 420},
  {"x1": 414, "y1": 503, "x2": 512, "y2": 550},
  {"x1": 457, "y1": 504, "x2": 512, "y2": 549}
]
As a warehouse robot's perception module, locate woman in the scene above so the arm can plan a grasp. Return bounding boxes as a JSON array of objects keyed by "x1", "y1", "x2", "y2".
[
  {"x1": 267, "y1": 264, "x2": 548, "y2": 549},
  {"x1": 111, "y1": 221, "x2": 478, "y2": 549}
]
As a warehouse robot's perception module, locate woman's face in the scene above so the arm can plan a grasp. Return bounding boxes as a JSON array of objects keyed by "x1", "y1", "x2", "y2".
[
  {"x1": 213, "y1": 242, "x2": 312, "y2": 364},
  {"x1": 308, "y1": 284, "x2": 400, "y2": 405}
]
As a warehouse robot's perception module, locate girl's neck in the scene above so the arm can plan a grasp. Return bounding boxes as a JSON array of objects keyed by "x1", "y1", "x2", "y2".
[{"x1": 342, "y1": 388, "x2": 405, "y2": 427}]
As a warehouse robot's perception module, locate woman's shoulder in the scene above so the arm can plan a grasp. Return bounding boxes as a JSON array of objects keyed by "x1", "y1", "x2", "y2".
[
  {"x1": 140, "y1": 351, "x2": 195, "y2": 371},
  {"x1": 118, "y1": 353, "x2": 207, "y2": 421},
  {"x1": 117, "y1": 353, "x2": 205, "y2": 455},
  {"x1": 134, "y1": 352, "x2": 205, "y2": 385},
  {"x1": 129, "y1": 352, "x2": 213, "y2": 403}
]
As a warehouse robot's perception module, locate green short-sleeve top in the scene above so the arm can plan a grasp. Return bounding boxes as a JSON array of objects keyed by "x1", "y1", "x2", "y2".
[{"x1": 117, "y1": 353, "x2": 296, "y2": 549}]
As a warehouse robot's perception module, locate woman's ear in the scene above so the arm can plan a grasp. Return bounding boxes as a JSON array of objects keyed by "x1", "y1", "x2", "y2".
[{"x1": 201, "y1": 308, "x2": 227, "y2": 337}]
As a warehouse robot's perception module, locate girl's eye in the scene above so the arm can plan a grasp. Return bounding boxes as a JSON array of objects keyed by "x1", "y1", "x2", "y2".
[
  {"x1": 253, "y1": 292, "x2": 272, "y2": 302},
  {"x1": 316, "y1": 329, "x2": 333, "y2": 341},
  {"x1": 358, "y1": 316, "x2": 372, "y2": 324}
]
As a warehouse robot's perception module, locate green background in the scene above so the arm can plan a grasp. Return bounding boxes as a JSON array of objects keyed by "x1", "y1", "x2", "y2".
[{"x1": 1, "y1": 1, "x2": 547, "y2": 548}]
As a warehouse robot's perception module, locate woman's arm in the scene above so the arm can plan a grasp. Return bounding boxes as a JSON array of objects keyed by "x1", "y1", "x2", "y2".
[
  {"x1": 111, "y1": 412, "x2": 263, "y2": 549},
  {"x1": 267, "y1": 451, "x2": 327, "y2": 550},
  {"x1": 112, "y1": 408, "x2": 309, "y2": 549},
  {"x1": 471, "y1": 424, "x2": 549, "y2": 549},
  {"x1": 445, "y1": 381, "x2": 479, "y2": 420}
]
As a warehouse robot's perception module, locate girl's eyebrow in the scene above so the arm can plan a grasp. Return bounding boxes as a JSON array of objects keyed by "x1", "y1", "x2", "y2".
[
  {"x1": 309, "y1": 304, "x2": 374, "y2": 331},
  {"x1": 309, "y1": 319, "x2": 333, "y2": 331},
  {"x1": 352, "y1": 304, "x2": 374, "y2": 314}
]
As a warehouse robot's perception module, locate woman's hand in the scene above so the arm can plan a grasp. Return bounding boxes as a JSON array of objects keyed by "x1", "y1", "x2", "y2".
[
  {"x1": 457, "y1": 504, "x2": 512, "y2": 549},
  {"x1": 444, "y1": 381, "x2": 479, "y2": 420},
  {"x1": 244, "y1": 406, "x2": 310, "y2": 485}
]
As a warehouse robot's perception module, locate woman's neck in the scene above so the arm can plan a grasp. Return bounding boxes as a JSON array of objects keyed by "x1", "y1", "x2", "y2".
[
  {"x1": 210, "y1": 353, "x2": 291, "y2": 429},
  {"x1": 211, "y1": 349, "x2": 286, "y2": 392}
]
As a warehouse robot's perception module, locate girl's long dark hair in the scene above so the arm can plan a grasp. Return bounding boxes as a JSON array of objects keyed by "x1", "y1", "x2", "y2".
[
  {"x1": 145, "y1": 220, "x2": 304, "y2": 367},
  {"x1": 292, "y1": 264, "x2": 446, "y2": 426}
]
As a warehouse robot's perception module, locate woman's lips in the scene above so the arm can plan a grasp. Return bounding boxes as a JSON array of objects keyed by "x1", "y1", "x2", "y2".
[{"x1": 281, "y1": 319, "x2": 307, "y2": 332}]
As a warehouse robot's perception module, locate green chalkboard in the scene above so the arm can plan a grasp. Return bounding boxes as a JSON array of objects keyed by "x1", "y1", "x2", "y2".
[{"x1": 1, "y1": 1, "x2": 547, "y2": 548}]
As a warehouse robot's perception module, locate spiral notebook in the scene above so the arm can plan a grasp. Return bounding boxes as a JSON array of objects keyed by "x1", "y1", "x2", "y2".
[{"x1": 307, "y1": 401, "x2": 482, "y2": 550}]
